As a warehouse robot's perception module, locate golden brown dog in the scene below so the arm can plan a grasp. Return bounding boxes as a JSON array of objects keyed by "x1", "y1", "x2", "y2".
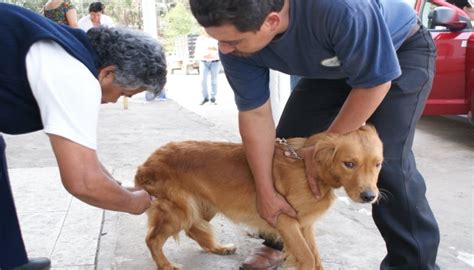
[{"x1": 135, "y1": 125, "x2": 383, "y2": 270}]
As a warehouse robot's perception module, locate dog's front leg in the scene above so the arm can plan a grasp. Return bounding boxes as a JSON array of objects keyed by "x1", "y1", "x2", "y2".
[
  {"x1": 301, "y1": 225, "x2": 323, "y2": 270},
  {"x1": 276, "y1": 215, "x2": 315, "y2": 270}
]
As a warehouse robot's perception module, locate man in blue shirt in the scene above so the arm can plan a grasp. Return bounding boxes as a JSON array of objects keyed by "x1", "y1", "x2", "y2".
[{"x1": 190, "y1": 0, "x2": 440, "y2": 269}]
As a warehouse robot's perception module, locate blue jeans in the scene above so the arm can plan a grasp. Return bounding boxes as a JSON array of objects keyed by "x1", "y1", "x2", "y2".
[
  {"x1": 276, "y1": 26, "x2": 440, "y2": 269},
  {"x1": 0, "y1": 135, "x2": 28, "y2": 269},
  {"x1": 200, "y1": 60, "x2": 220, "y2": 100}
]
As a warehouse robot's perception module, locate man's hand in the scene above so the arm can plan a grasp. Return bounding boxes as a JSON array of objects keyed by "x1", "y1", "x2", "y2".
[
  {"x1": 256, "y1": 190, "x2": 297, "y2": 227},
  {"x1": 285, "y1": 146, "x2": 321, "y2": 199},
  {"x1": 127, "y1": 187, "x2": 156, "y2": 215}
]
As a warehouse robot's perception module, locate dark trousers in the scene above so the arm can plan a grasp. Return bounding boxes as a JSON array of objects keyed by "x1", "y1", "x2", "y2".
[
  {"x1": 275, "y1": 27, "x2": 440, "y2": 269},
  {"x1": 0, "y1": 135, "x2": 28, "y2": 269}
]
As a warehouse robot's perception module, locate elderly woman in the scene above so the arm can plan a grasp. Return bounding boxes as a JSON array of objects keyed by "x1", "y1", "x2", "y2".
[{"x1": 0, "y1": 3, "x2": 166, "y2": 270}]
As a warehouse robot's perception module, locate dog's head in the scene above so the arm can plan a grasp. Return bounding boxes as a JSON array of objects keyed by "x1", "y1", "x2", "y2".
[{"x1": 307, "y1": 125, "x2": 383, "y2": 204}]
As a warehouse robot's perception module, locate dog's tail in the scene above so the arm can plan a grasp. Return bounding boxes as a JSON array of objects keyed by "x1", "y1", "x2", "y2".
[{"x1": 134, "y1": 165, "x2": 162, "y2": 193}]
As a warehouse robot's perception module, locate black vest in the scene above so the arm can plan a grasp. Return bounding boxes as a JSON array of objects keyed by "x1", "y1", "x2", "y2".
[{"x1": 0, "y1": 3, "x2": 99, "y2": 134}]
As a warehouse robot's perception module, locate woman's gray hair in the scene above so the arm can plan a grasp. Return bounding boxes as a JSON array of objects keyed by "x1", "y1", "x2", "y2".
[{"x1": 87, "y1": 27, "x2": 167, "y2": 94}]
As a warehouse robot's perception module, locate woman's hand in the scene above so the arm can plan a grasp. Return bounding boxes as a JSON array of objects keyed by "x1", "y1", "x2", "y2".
[{"x1": 127, "y1": 187, "x2": 156, "y2": 215}]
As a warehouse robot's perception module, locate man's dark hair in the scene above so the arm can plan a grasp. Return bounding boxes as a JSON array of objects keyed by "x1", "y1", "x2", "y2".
[
  {"x1": 89, "y1": 2, "x2": 105, "y2": 13},
  {"x1": 189, "y1": 0, "x2": 284, "y2": 32}
]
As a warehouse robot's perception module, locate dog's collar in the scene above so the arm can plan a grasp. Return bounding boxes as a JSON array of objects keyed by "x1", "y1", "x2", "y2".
[{"x1": 275, "y1": 138, "x2": 304, "y2": 160}]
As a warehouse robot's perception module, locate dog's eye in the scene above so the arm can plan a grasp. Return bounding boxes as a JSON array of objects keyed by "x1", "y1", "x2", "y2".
[
  {"x1": 343, "y1": 161, "x2": 354, "y2": 169},
  {"x1": 376, "y1": 162, "x2": 382, "y2": 168}
]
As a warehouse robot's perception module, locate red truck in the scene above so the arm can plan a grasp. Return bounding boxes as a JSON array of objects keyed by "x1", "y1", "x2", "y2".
[{"x1": 410, "y1": 0, "x2": 474, "y2": 122}]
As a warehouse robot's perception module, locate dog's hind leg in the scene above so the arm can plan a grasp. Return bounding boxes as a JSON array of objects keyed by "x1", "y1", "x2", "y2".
[
  {"x1": 301, "y1": 226, "x2": 323, "y2": 270},
  {"x1": 276, "y1": 215, "x2": 315, "y2": 270},
  {"x1": 185, "y1": 219, "x2": 237, "y2": 255},
  {"x1": 146, "y1": 203, "x2": 184, "y2": 270}
]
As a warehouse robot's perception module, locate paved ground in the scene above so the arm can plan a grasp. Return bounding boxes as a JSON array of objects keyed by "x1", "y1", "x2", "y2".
[{"x1": 4, "y1": 73, "x2": 474, "y2": 269}]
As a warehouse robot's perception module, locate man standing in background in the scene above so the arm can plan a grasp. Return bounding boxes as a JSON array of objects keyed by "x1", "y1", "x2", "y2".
[
  {"x1": 195, "y1": 33, "x2": 220, "y2": 105},
  {"x1": 78, "y1": 2, "x2": 115, "y2": 32}
]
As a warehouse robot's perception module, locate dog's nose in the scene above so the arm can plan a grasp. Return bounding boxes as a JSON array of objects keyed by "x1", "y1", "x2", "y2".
[{"x1": 360, "y1": 191, "x2": 377, "y2": 203}]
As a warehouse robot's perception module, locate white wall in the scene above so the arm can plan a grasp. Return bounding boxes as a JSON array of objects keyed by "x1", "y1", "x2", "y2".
[
  {"x1": 141, "y1": 0, "x2": 157, "y2": 39},
  {"x1": 269, "y1": 70, "x2": 291, "y2": 125}
]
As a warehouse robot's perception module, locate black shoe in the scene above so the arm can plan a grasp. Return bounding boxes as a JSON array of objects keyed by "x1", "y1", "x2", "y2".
[
  {"x1": 14, "y1": 258, "x2": 51, "y2": 270},
  {"x1": 210, "y1": 97, "x2": 217, "y2": 105},
  {"x1": 200, "y1": 98, "x2": 209, "y2": 105}
]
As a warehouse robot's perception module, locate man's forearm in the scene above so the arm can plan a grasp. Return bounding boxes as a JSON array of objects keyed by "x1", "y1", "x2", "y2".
[
  {"x1": 328, "y1": 81, "x2": 391, "y2": 134},
  {"x1": 239, "y1": 100, "x2": 276, "y2": 194}
]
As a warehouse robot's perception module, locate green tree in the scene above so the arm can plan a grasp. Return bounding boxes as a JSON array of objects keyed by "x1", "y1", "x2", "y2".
[
  {"x1": 161, "y1": 2, "x2": 200, "y2": 53},
  {"x1": 1, "y1": 0, "x2": 47, "y2": 12}
]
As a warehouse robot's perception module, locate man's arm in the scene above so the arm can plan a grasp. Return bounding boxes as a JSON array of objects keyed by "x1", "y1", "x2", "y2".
[
  {"x1": 328, "y1": 81, "x2": 391, "y2": 134},
  {"x1": 48, "y1": 134, "x2": 152, "y2": 215},
  {"x1": 239, "y1": 100, "x2": 296, "y2": 226}
]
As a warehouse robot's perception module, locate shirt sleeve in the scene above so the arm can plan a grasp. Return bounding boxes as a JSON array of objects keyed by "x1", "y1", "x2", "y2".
[
  {"x1": 63, "y1": 0, "x2": 75, "y2": 11},
  {"x1": 323, "y1": 2, "x2": 401, "y2": 88},
  {"x1": 25, "y1": 40, "x2": 101, "y2": 150},
  {"x1": 78, "y1": 16, "x2": 90, "y2": 32},
  {"x1": 103, "y1": 15, "x2": 115, "y2": 28},
  {"x1": 220, "y1": 52, "x2": 270, "y2": 111}
]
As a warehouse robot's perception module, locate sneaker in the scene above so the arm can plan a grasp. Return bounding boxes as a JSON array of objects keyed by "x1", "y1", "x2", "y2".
[
  {"x1": 200, "y1": 98, "x2": 209, "y2": 105},
  {"x1": 210, "y1": 97, "x2": 217, "y2": 105}
]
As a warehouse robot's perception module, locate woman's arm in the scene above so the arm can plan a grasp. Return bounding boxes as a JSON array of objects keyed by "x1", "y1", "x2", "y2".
[
  {"x1": 65, "y1": 8, "x2": 79, "y2": 28},
  {"x1": 48, "y1": 134, "x2": 153, "y2": 214}
]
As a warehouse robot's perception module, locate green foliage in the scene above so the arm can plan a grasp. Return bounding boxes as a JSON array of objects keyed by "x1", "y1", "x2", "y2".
[
  {"x1": 4, "y1": 0, "x2": 201, "y2": 52},
  {"x1": 100, "y1": 0, "x2": 143, "y2": 29},
  {"x1": 161, "y1": 2, "x2": 200, "y2": 53},
  {"x1": 1, "y1": 0, "x2": 47, "y2": 12},
  {"x1": 5, "y1": 0, "x2": 144, "y2": 29}
]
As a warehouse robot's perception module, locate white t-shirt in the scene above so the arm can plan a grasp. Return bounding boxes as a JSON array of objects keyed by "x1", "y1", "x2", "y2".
[
  {"x1": 78, "y1": 14, "x2": 115, "y2": 32},
  {"x1": 195, "y1": 35, "x2": 219, "y2": 62},
  {"x1": 25, "y1": 40, "x2": 101, "y2": 149}
]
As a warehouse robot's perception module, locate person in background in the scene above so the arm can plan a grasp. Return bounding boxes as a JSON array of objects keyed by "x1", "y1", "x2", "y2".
[
  {"x1": 195, "y1": 33, "x2": 220, "y2": 105},
  {"x1": 446, "y1": 0, "x2": 474, "y2": 20},
  {"x1": 43, "y1": 0, "x2": 78, "y2": 28},
  {"x1": 190, "y1": 0, "x2": 440, "y2": 269},
  {"x1": 0, "y1": 3, "x2": 166, "y2": 270},
  {"x1": 78, "y1": 2, "x2": 115, "y2": 32}
]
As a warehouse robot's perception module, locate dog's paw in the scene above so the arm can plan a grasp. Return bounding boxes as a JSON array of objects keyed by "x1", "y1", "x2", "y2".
[
  {"x1": 222, "y1": 243, "x2": 237, "y2": 255},
  {"x1": 158, "y1": 262, "x2": 182, "y2": 270},
  {"x1": 282, "y1": 254, "x2": 296, "y2": 268},
  {"x1": 210, "y1": 243, "x2": 237, "y2": 255}
]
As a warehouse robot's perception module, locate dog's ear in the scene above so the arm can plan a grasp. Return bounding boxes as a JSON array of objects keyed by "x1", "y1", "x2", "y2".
[
  {"x1": 312, "y1": 138, "x2": 336, "y2": 164},
  {"x1": 311, "y1": 134, "x2": 343, "y2": 188},
  {"x1": 312, "y1": 135, "x2": 336, "y2": 168}
]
